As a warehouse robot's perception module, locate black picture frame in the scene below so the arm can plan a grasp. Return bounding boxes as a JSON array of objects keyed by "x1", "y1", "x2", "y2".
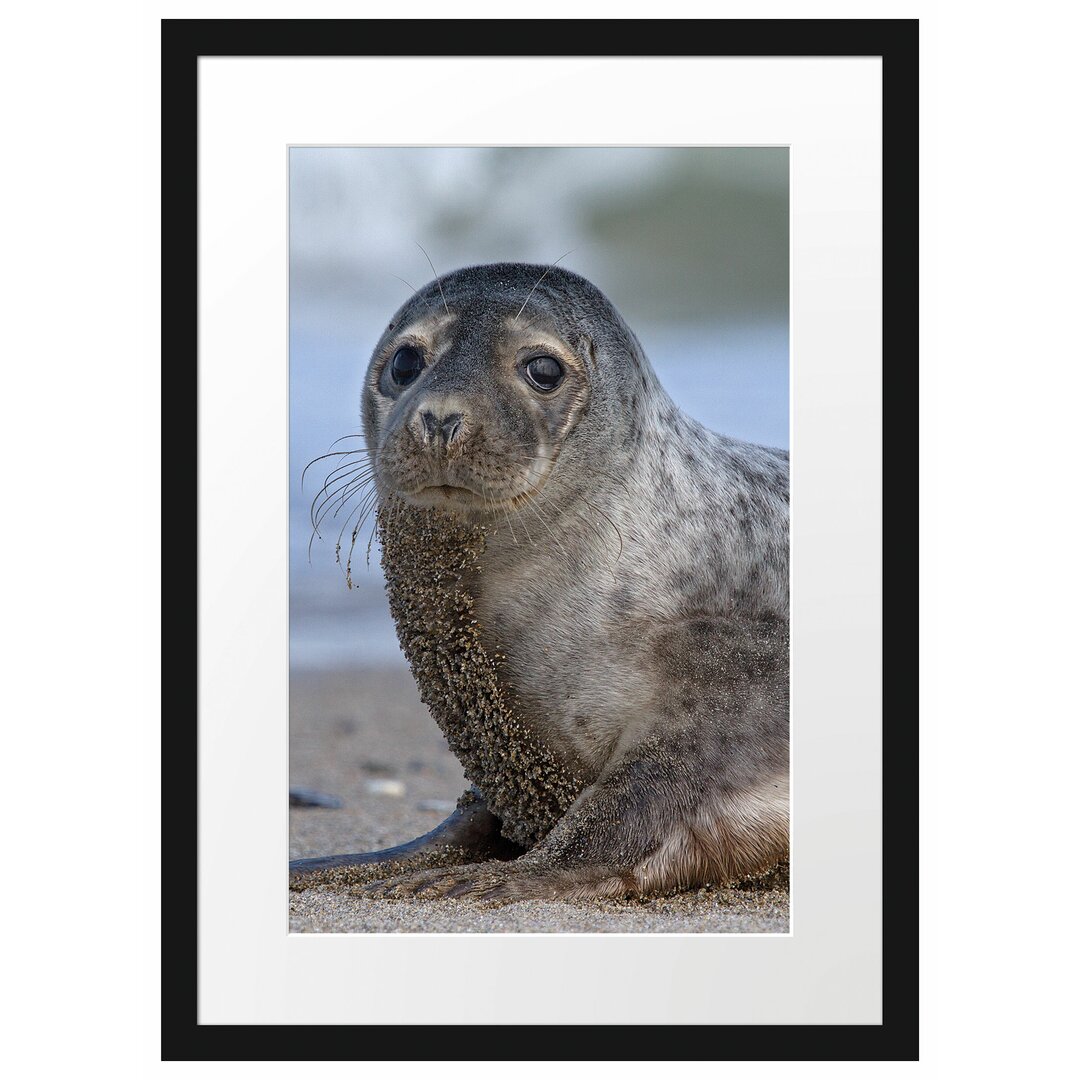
[{"x1": 162, "y1": 18, "x2": 918, "y2": 1061}]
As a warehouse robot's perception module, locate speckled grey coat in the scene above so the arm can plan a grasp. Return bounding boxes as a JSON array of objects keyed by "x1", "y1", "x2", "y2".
[{"x1": 290, "y1": 263, "x2": 789, "y2": 901}]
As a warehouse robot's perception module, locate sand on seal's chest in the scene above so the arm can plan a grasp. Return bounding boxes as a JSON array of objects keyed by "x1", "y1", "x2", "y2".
[{"x1": 377, "y1": 500, "x2": 585, "y2": 849}]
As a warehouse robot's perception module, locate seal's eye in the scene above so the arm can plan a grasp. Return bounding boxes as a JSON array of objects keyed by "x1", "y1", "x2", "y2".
[
  {"x1": 524, "y1": 355, "x2": 564, "y2": 392},
  {"x1": 389, "y1": 346, "x2": 425, "y2": 387}
]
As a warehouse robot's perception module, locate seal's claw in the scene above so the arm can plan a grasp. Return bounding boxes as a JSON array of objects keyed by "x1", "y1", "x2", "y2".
[
  {"x1": 444, "y1": 878, "x2": 482, "y2": 899},
  {"x1": 352, "y1": 861, "x2": 512, "y2": 901},
  {"x1": 352, "y1": 859, "x2": 606, "y2": 904}
]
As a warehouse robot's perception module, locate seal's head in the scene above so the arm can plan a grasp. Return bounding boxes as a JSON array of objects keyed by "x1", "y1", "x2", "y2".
[{"x1": 362, "y1": 263, "x2": 659, "y2": 516}]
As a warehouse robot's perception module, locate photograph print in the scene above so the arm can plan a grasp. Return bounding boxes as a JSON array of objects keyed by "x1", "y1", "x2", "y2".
[{"x1": 287, "y1": 145, "x2": 790, "y2": 934}]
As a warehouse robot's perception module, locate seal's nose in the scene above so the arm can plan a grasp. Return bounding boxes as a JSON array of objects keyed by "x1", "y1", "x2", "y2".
[{"x1": 418, "y1": 408, "x2": 466, "y2": 448}]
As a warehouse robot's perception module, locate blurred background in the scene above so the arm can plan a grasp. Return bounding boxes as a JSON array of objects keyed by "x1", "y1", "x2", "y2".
[{"x1": 290, "y1": 146, "x2": 789, "y2": 672}]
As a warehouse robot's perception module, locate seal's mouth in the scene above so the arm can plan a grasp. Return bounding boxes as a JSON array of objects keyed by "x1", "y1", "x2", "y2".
[
  {"x1": 420, "y1": 483, "x2": 475, "y2": 499},
  {"x1": 400, "y1": 480, "x2": 545, "y2": 514},
  {"x1": 405, "y1": 483, "x2": 485, "y2": 509},
  {"x1": 388, "y1": 449, "x2": 560, "y2": 515}
]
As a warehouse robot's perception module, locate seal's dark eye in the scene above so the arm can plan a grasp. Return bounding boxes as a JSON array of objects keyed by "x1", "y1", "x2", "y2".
[
  {"x1": 389, "y1": 346, "x2": 424, "y2": 387},
  {"x1": 524, "y1": 355, "x2": 564, "y2": 392}
]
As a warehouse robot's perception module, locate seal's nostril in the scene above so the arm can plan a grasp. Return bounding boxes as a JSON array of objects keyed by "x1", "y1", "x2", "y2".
[
  {"x1": 441, "y1": 413, "x2": 463, "y2": 445},
  {"x1": 419, "y1": 410, "x2": 439, "y2": 439},
  {"x1": 418, "y1": 409, "x2": 464, "y2": 447}
]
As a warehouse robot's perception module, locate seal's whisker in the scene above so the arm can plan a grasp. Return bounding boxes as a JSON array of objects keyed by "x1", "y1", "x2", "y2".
[
  {"x1": 515, "y1": 452, "x2": 634, "y2": 498},
  {"x1": 327, "y1": 433, "x2": 372, "y2": 449},
  {"x1": 511, "y1": 467, "x2": 622, "y2": 578},
  {"x1": 350, "y1": 488, "x2": 381, "y2": 540},
  {"x1": 517, "y1": 490, "x2": 561, "y2": 549},
  {"x1": 580, "y1": 494, "x2": 624, "y2": 566},
  {"x1": 500, "y1": 499, "x2": 519, "y2": 547},
  {"x1": 365, "y1": 510, "x2": 381, "y2": 567},
  {"x1": 338, "y1": 489, "x2": 381, "y2": 589},
  {"x1": 313, "y1": 460, "x2": 377, "y2": 501},
  {"x1": 310, "y1": 484, "x2": 374, "y2": 558},
  {"x1": 513, "y1": 496, "x2": 536, "y2": 546},
  {"x1": 306, "y1": 467, "x2": 370, "y2": 546},
  {"x1": 478, "y1": 488, "x2": 508, "y2": 545},
  {"x1": 466, "y1": 483, "x2": 514, "y2": 545},
  {"x1": 390, "y1": 274, "x2": 436, "y2": 316},
  {"x1": 310, "y1": 469, "x2": 376, "y2": 531},
  {"x1": 319, "y1": 479, "x2": 374, "y2": 531},
  {"x1": 301, "y1": 447, "x2": 373, "y2": 491},
  {"x1": 330, "y1": 471, "x2": 375, "y2": 505},
  {"x1": 319, "y1": 478, "x2": 376, "y2": 535},
  {"x1": 515, "y1": 250, "x2": 576, "y2": 319},
  {"x1": 308, "y1": 482, "x2": 363, "y2": 560},
  {"x1": 571, "y1": 506, "x2": 605, "y2": 548},
  {"x1": 366, "y1": 497, "x2": 406, "y2": 581},
  {"x1": 415, "y1": 242, "x2": 450, "y2": 316},
  {"x1": 318, "y1": 466, "x2": 377, "y2": 505},
  {"x1": 312, "y1": 459, "x2": 376, "y2": 500},
  {"x1": 307, "y1": 462, "x2": 371, "y2": 532}
]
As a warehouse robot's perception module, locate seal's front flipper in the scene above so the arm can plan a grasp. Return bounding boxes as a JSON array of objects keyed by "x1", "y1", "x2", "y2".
[
  {"x1": 289, "y1": 789, "x2": 522, "y2": 890},
  {"x1": 359, "y1": 731, "x2": 788, "y2": 903}
]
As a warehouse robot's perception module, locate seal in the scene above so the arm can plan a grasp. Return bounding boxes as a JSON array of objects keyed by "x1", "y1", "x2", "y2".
[{"x1": 290, "y1": 262, "x2": 789, "y2": 901}]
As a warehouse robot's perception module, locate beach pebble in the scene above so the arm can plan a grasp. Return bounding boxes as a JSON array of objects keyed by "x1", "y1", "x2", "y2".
[
  {"x1": 289, "y1": 787, "x2": 343, "y2": 809},
  {"x1": 366, "y1": 778, "x2": 406, "y2": 797},
  {"x1": 416, "y1": 798, "x2": 456, "y2": 813}
]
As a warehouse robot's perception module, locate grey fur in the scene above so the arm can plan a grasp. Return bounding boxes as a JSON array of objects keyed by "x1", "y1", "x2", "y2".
[{"x1": 290, "y1": 263, "x2": 789, "y2": 901}]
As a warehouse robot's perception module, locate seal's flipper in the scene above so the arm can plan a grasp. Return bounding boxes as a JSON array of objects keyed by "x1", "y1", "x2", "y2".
[
  {"x1": 359, "y1": 716, "x2": 788, "y2": 903},
  {"x1": 289, "y1": 789, "x2": 522, "y2": 890}
]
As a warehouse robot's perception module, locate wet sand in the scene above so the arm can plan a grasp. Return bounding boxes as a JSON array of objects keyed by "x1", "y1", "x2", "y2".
[{"x1": 289, "y1": 665, "x2": 790, "y2": 933}]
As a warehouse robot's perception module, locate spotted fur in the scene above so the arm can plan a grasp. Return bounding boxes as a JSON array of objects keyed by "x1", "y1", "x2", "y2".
[{"x1": 290, "y1": 263, "x2": 789, "y2": 901}]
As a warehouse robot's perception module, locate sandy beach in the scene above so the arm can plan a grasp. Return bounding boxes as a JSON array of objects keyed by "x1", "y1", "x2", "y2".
[{"x1": 290, "y1": 664, "x2": 789, "y2": 933}]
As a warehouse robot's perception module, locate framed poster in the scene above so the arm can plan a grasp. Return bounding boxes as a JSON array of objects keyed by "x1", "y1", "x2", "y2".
[
  {"x1": 163, "y1": 18, "x2": 917, "y2": 1059},
  {"x1": 288, "y1": 142, "x2": 794, "y2": 932}
]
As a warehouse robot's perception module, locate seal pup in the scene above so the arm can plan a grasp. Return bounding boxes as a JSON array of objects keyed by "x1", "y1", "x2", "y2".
[{"x1": 290, "y1": 263, "x2": 789, "y2": 901}]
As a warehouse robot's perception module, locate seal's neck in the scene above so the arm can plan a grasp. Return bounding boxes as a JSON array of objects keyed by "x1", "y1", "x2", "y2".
[{"x1": 376, "y1": 500, "x2": 584, "y2": 848}]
